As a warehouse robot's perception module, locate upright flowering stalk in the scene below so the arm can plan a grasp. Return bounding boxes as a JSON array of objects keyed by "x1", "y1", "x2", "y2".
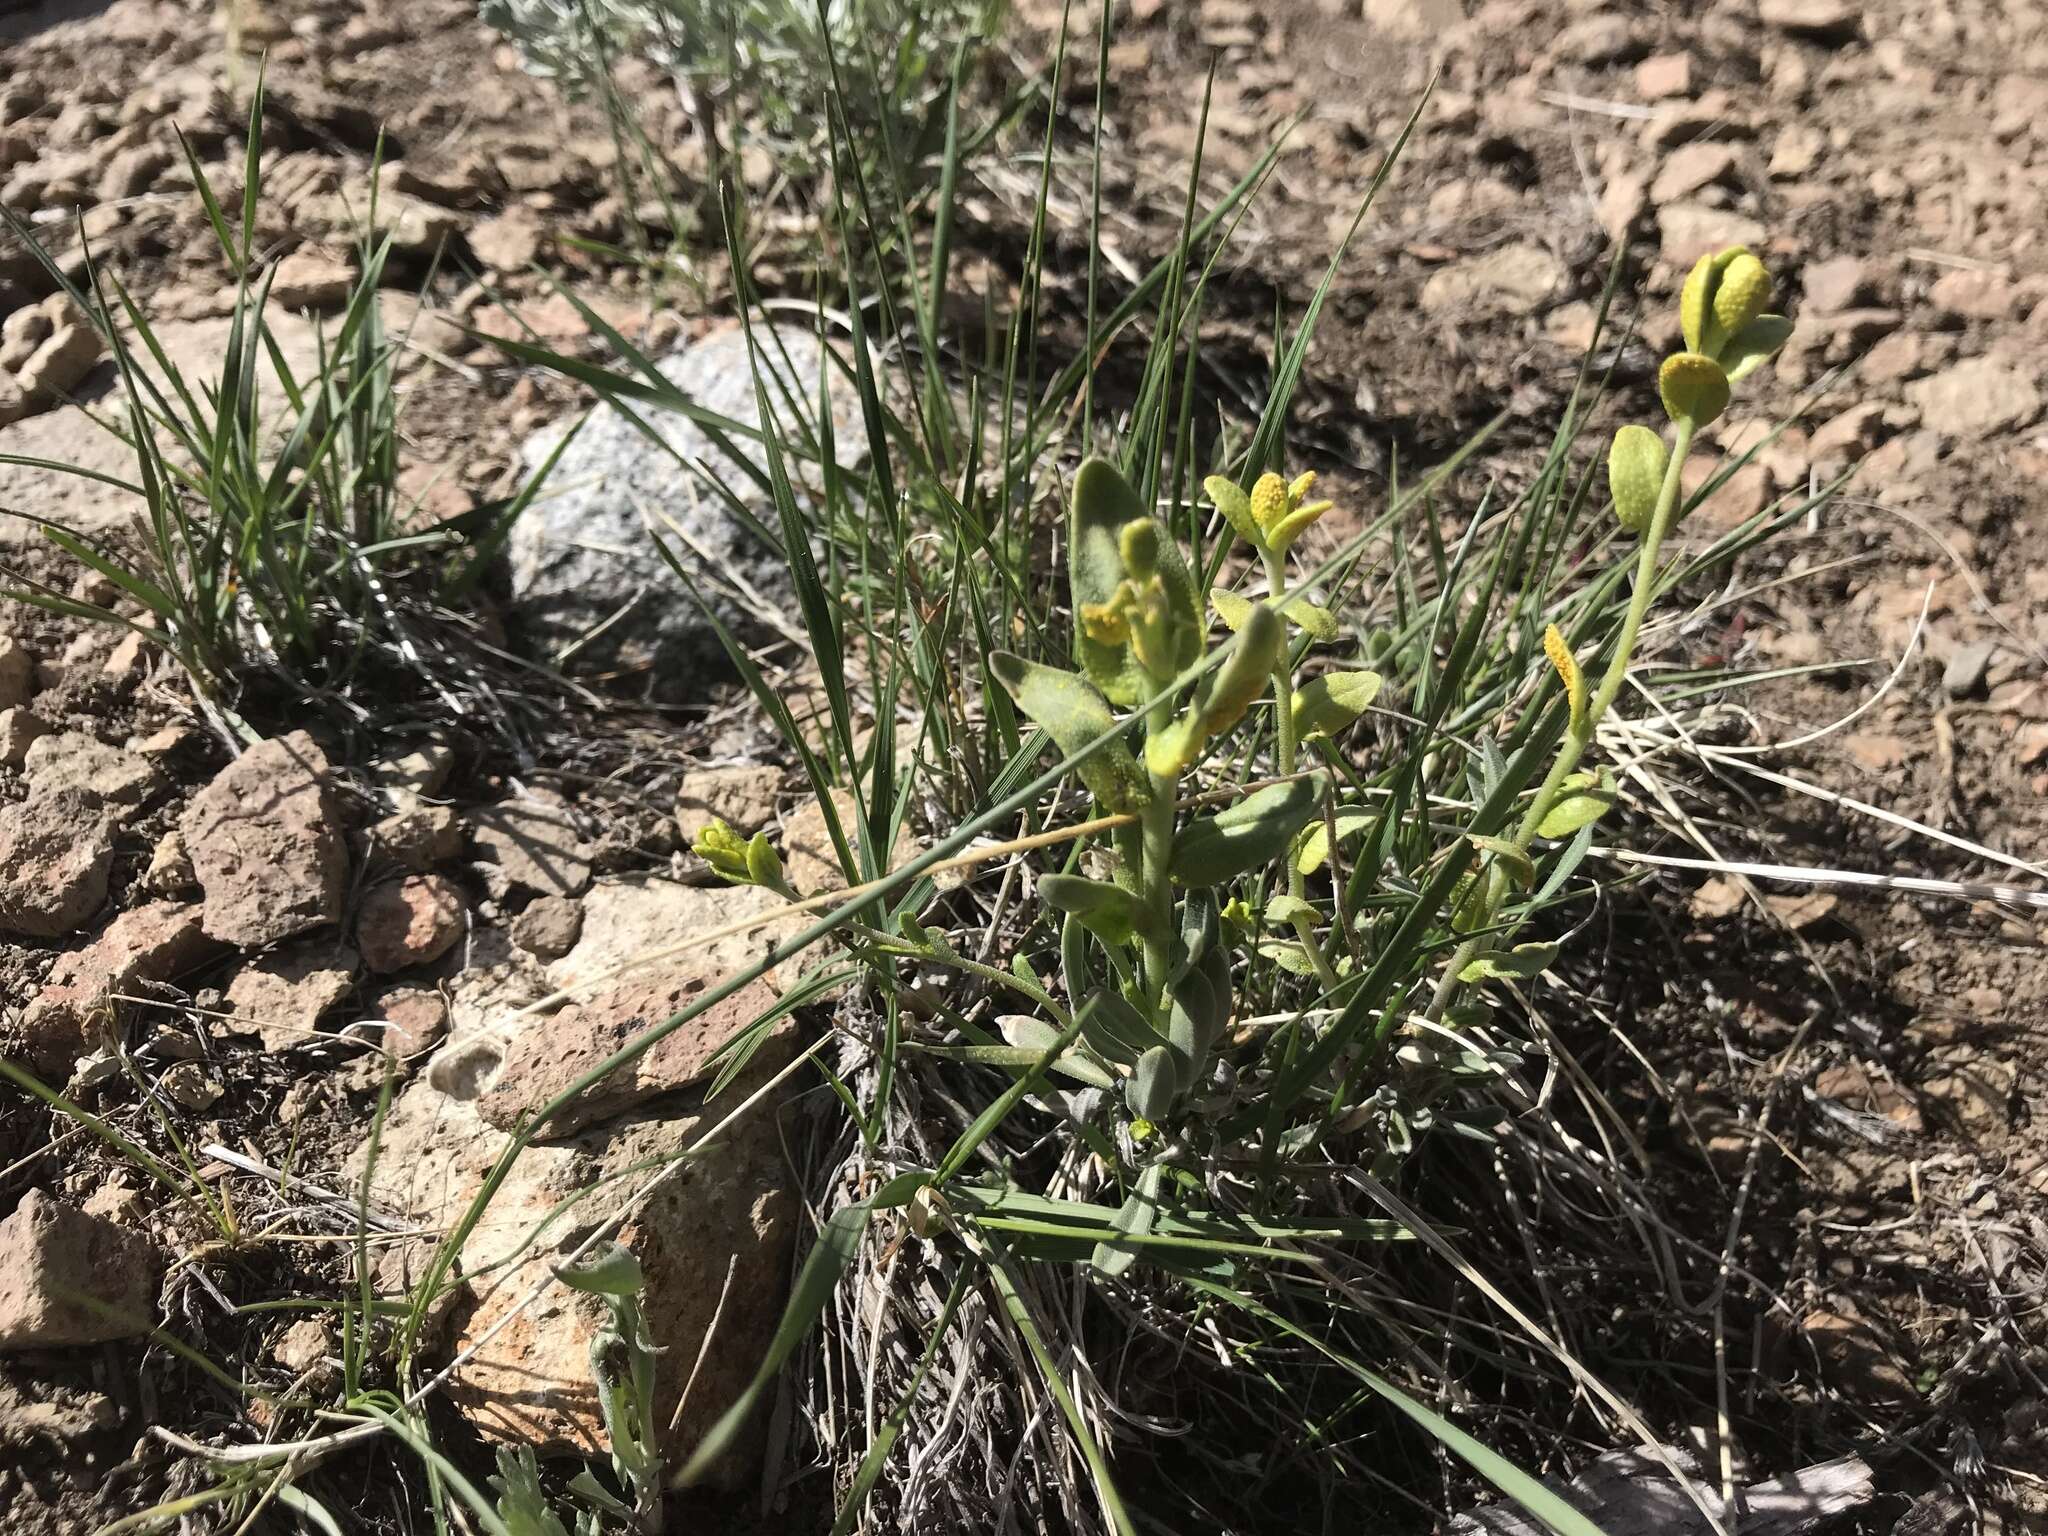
[
  {"x1": 1203, "y1": 470, "x2": 1382, "y2": 993},
  {"x1": 1433, "y1": 246, "x2": 1791, "y2": 1002}
]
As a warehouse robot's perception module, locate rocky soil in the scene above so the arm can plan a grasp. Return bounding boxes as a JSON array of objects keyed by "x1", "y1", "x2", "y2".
[{"x1": 2, "y1": 0, "x2": 2046, "y2": 1532}]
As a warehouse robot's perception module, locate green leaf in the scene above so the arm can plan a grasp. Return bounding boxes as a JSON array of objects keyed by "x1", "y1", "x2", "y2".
[
  {"x1": 1150, "y1": 603, "x2": 1285, "y2": 776},
  {"x1": 1292, "y1": 670, "x2": 1383, "y2": 740},
  {"x1": 1079, "y1": 988, "x2": 1161, "y2": 1062},
  {"x1": 1040, "y1": 873, "x2": 1152, "y2": 944},
  {"x1": 1722, "y1": 313, "x2": 1793, "y2": 383},
  {"x1": 1127, "y1": 1044, "x2": 1177, "y2": 1122},
  {"x1": 1171, "y1": 776, "x2": 1321, "y2": 886},
  {"x1": 1535, "y1": 772, "x2": 1618, "y2": 840},
  {"x1": 1469, "y1": 834, "x2": 1536, "y2": 890},
  {"x1": 554, "y1": 1243, "x2": 643, "y2": 1299},
  {"x1": 1265, "y1": 894, "x2": 1317, "y2": 928},
  {"x1": 1282, "y1": 596, "x2": 1338, "y2": 642},
  {"x1": 1092, "y1": 1162, "x2": 1169, "y2": 1278},
  {"x1": 989, "y1": 652, "x2": 1149, "y2": 812},
  {"x1": 1212, "y1": 587, "x2": 1337, "y2": 641},
  {"x1": 1259, "y1": 941, "x2": 1321, "y2": 976},
  {"x1": 276, "y1": 1486, "x2": 347, "y2": 1536},
  {"x1": 1607, "y1": 424, "x2": 1667, "y2": 536},
  {"x1": 1069, "y1": 459, "x2": 1151, "y2": 704},
  {"x1": 1458, "y1": 942, "x2": 1560, "y2": 983},
  {"x1": 1209, "y1": 587, "x2": 1255, "y2": 633},
  {"x1": 1294, "y1": 808, "x2": 1375, "y2": 876}
]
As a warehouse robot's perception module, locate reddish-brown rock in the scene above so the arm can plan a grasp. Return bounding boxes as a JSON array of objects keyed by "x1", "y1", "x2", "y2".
[
  {"x1": 0, "y1": 790, "x2": 114, "y2": 939},
  {"x1": 18, "y1": 901, "x2": 226, "y2": 1070},
  {"x1": 181, "y1": 731, "x2": 350, "y2": 946},
  {"x1": 0, "y1": 1190, "x2": 164, "y2": 1349},
  {"x1": 358, "y1": 874, "x2": 466, "y2": 974}
]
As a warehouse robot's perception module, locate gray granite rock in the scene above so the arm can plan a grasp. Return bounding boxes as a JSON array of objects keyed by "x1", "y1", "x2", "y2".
[{"x1": 508, "y1": 322, "x2": 862, "y2": 700}]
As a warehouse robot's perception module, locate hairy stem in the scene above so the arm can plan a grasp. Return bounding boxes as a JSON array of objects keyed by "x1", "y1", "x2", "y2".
[{"x1": 1140, "y1": 680, "x2": 1180, "y2": 1018}]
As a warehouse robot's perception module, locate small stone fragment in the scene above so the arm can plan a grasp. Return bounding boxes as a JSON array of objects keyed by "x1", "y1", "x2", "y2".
[
  {"x1": 0, "y1": 634, "x2": 31, "y2": 709},
  {"x1": 510, "y1": 894, "x2": 583, "y2": 961},
  {"x1": 469, "y1": 800, "x2": 592, "y2": 898},
  {"x1": 1634, "y1": 53, "x2": 1692, "y2": 101},
  {"x1": 272, "y1": 1317, "x2": 333, "y2": 1375},
  {"x1": 22, "y1": 731, "x2": 162, "y2": 810},
  {"x1": 17, "y1": 901, "x2": 225, "y2": 1070},
  {"x1": 1657, "y1": 204, "x2": 1767, "y2": 269},
  {"x1": 375, "y1": 986, "x2": 449, "y2": 1059},
  {"x1": 267, "y1": 249, "x2": 356, "y2": 311},
  {"x1": 1943, "y1": 640, "x2": 1996, "y2": 699},
  {"x1": 0, "y1": 791, "x2": 113, "y2": 940},
  {"x1": 468, "y1": 207, "x2": 545, "y2": 270},
  {"x1": 223, "y1": 947, "x2": 358, "y2": 1050},
  {"x1": 1418, "y1": 242, "x2": 1564, "y2": 319},
  {"x1": 17, "y1": 324, "x2": 103, "y2": 401},
  {"x1": 95, "y1": 143, "x2": 169, "y2": 201},
  {"x1": 1758, "y1": 0, "x2": 1860, "y2": 40},
  {"x1": 0, "y1": 1190, "x2": 164, "y2": 1350},
  {"x1": 159, "y1": 1060, "x2": 221, "y2": 1109},
  {"x1": 358, "y1": 874, "x2": 467, "y2": 974},
  {"x1": 1927, "y1": 268, "x2": 2017, "y2": 322},
  {"x1": 0, "y1": 706, "x2": 49, "y2": 767},
  {"x1": 1906, "y1": 357, "x2": 2042, "y2": 440},
  {"x1": 674, "y1": 763, "x2": 781, "y2": 840},
  {"x1": 1651, "y1": 142, "x2": 1738, "y2": 204},
  {"x1": 366, "y1": 801, "x2": 462, "y2": 873},
  {"x1": 481, "y1": 970, "x2": 786, "y2": 1139},
  {"x1": 143, "y1": 830, "x2": 197, "y2": 896}
]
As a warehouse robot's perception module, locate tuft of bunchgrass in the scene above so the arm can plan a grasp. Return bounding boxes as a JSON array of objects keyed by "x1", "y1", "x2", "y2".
[{"x1": 0, "y1": 75, "x2": 552, "y2": 743}]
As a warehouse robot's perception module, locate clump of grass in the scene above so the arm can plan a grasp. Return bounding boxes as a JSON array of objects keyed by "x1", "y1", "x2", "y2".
[
  {"x1": 0, "y1": 77, "x2": 552, "y2": 743},
  {"x1": 480, "y1": 0, "x2": 1002, "y2": 268}
]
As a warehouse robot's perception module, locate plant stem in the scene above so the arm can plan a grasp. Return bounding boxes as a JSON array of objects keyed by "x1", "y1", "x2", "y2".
[
  {"x1": 1140, "y1": 682, "x2": 1180, "y2": 1019},
  {"x1": 1263, "y1": 550, "x2": 1346, "y2": 995}
]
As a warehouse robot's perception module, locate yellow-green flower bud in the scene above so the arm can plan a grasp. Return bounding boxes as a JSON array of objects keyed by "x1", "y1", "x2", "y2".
[
  {"x1": 1249, "y1": 472, "x2": 1290, "y2": 536},
  {"x1": 1119, "y1": 518, "x2": 1160, "y2": 579},
  {"x1": 1658, "y1": 352, "x2": 1731, "y2": 427},
  {"x1": 1607, "y1": 424, "x2": 1668, "y2": 535},
  {"x1": 1679, "y1": 246, "x2": 1744, "y2": 356},
  {"x1": 1711, "y1": 253, "x2": 1772, "y2": 345}
]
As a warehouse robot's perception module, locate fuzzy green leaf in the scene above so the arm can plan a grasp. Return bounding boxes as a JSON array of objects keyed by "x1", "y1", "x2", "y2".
[
  {"x1": 1170, "y1": 776, "x2": 1320, "y2": 886},
  {"x1": 1265, "y1": 893, "x2": 1318, "y2": 928},
  {"x1": 1040, "y1": 873, "x2": 1152, "y2": 944},
  {"x1": 1203, "y1": 475, "x2": 1261, "y2": 549},
  {"x1": 1721, "y1": 313, "x2": 1792, "y2": 383},
  {"x1": 1081, "y1": 988, "x2": 1162, "y2": 1062},
  {"x1": 1070, "y1": 459, "x2": 1151, "y2": 704},
  {"x1": 1127, "y1": 1045, "x2": 1178, "y2": 1122},
  {"x1": 1092, "y1": 1162, "x2": 1169, "y2": 1278},
  {"x1": 1607, "y1": 424, "x2": 1667, "y2": 536},
  {"x1": 1295, "y1": 808, "x2": 1376, "y2": 876},
  {"x1": 1535, "y1": 772, "x2": 1618, "y2": 840},
  {"x1": 1293, "y1": 670, "x2": 1383, "y2": 741},
  {"x1": 1147, "y1": 603, "x2": 1285, "y2": 777},
  {"x1": 990, "y1": 652, "x2": 1150, "y2": 812},
  {"x1": 1211, "y1": 586, "x2": 1336, "y2": 641},
  {"x1": 1458, "y1": 942, "x2": 1560, "y2": 983},
  {"x1": 1469, "y1": 834, "x2": 1537, "y2": 890}
]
